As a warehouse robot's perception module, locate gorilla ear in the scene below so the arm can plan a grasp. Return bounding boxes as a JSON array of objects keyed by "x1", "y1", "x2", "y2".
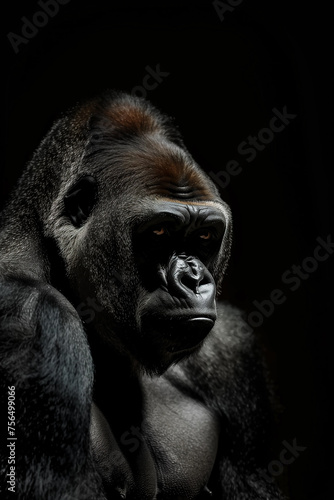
[{"x1": 64, "y1": 175, "x2": 98, "y2": 227}]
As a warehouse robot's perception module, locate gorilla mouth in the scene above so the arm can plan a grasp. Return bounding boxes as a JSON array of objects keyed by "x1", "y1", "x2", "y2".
[
  {"x1": 141, "y1": 306, "x2": 216, "y2": 356},
  {"x1": 166, "y1": 316, "x2": 215, "y2": 353}
]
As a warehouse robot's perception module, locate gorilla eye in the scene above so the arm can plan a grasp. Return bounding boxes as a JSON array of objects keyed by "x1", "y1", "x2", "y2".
[
  {"x1": 153, "y1": 227, "x2": 167, "y2": 236},
  {"x1": 199, "y1": 231, "x2": 212, "y2": 240}
]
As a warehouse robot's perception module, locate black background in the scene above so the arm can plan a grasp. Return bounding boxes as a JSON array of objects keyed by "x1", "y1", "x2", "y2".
[{"x1": 1, "y1": 1, "x2": 333, "y2": 498}]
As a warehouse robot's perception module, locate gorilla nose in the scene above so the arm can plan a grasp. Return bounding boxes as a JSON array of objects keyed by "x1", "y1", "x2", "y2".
[
  {"x1": 180, "y1": 259, "x2": 205, "y2": 293},
  {"x1": 168, "y1": 255, "x2": 211, "y2": 297}
]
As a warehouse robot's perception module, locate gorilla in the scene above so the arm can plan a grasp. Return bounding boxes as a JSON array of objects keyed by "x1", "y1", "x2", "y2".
[{"x1": 0, "y1": 91, "x2": 285, "y2": 499}]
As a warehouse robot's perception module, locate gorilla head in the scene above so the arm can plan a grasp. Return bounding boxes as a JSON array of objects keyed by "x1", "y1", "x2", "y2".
[{"x1": 9, "y1": 92, "x2": 232, "y2": 374}]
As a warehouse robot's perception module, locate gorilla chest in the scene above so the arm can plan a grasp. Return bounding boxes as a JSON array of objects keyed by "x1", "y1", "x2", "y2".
[
  {"x1": 139, "y1": 375, "x2": 220, "y2": 499},
  {"x1": 93, "y1": 374, "x2": 220, "y2": 500}
]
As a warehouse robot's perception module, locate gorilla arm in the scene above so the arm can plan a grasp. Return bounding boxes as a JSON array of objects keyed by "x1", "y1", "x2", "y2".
[{"x1": 0, "y1": 275, "x2": 105, "y2": 499}]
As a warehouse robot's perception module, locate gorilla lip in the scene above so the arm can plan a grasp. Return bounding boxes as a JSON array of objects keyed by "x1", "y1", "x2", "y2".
[
  {"x1": 161, "y1": 315, "x2": 216, "y2": 353},
  {"x1": 166, "y1": 317, "x2": 215, "y2": 353}
]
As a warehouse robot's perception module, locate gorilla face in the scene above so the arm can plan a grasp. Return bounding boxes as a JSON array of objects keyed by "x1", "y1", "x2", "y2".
[
  {"x1": 49, "y1": 93, "x2": 232, "y2": 373},
  {"x1": 133, "y1": 201, "x2": 226, "y2": 351}
]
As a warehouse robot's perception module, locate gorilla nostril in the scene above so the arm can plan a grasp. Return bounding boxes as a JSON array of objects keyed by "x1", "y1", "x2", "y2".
[
  {"x1": 168, "y1": 256, "x2": 208, "y2": 295},
  {"x1": 181, "y1": 273, "x2": 201, "y2": 294},
  {"x1": 181, "y1": 270, "x2": 211, "y2": 295},
  {"x1": 181, "y1": 260, "x2": 206, "y2": 293}
]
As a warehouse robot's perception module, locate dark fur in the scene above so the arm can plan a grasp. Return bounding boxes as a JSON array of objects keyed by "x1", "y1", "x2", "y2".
[{"x1": 0, "y1": 92, "x2": 285, "y2": 499}]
